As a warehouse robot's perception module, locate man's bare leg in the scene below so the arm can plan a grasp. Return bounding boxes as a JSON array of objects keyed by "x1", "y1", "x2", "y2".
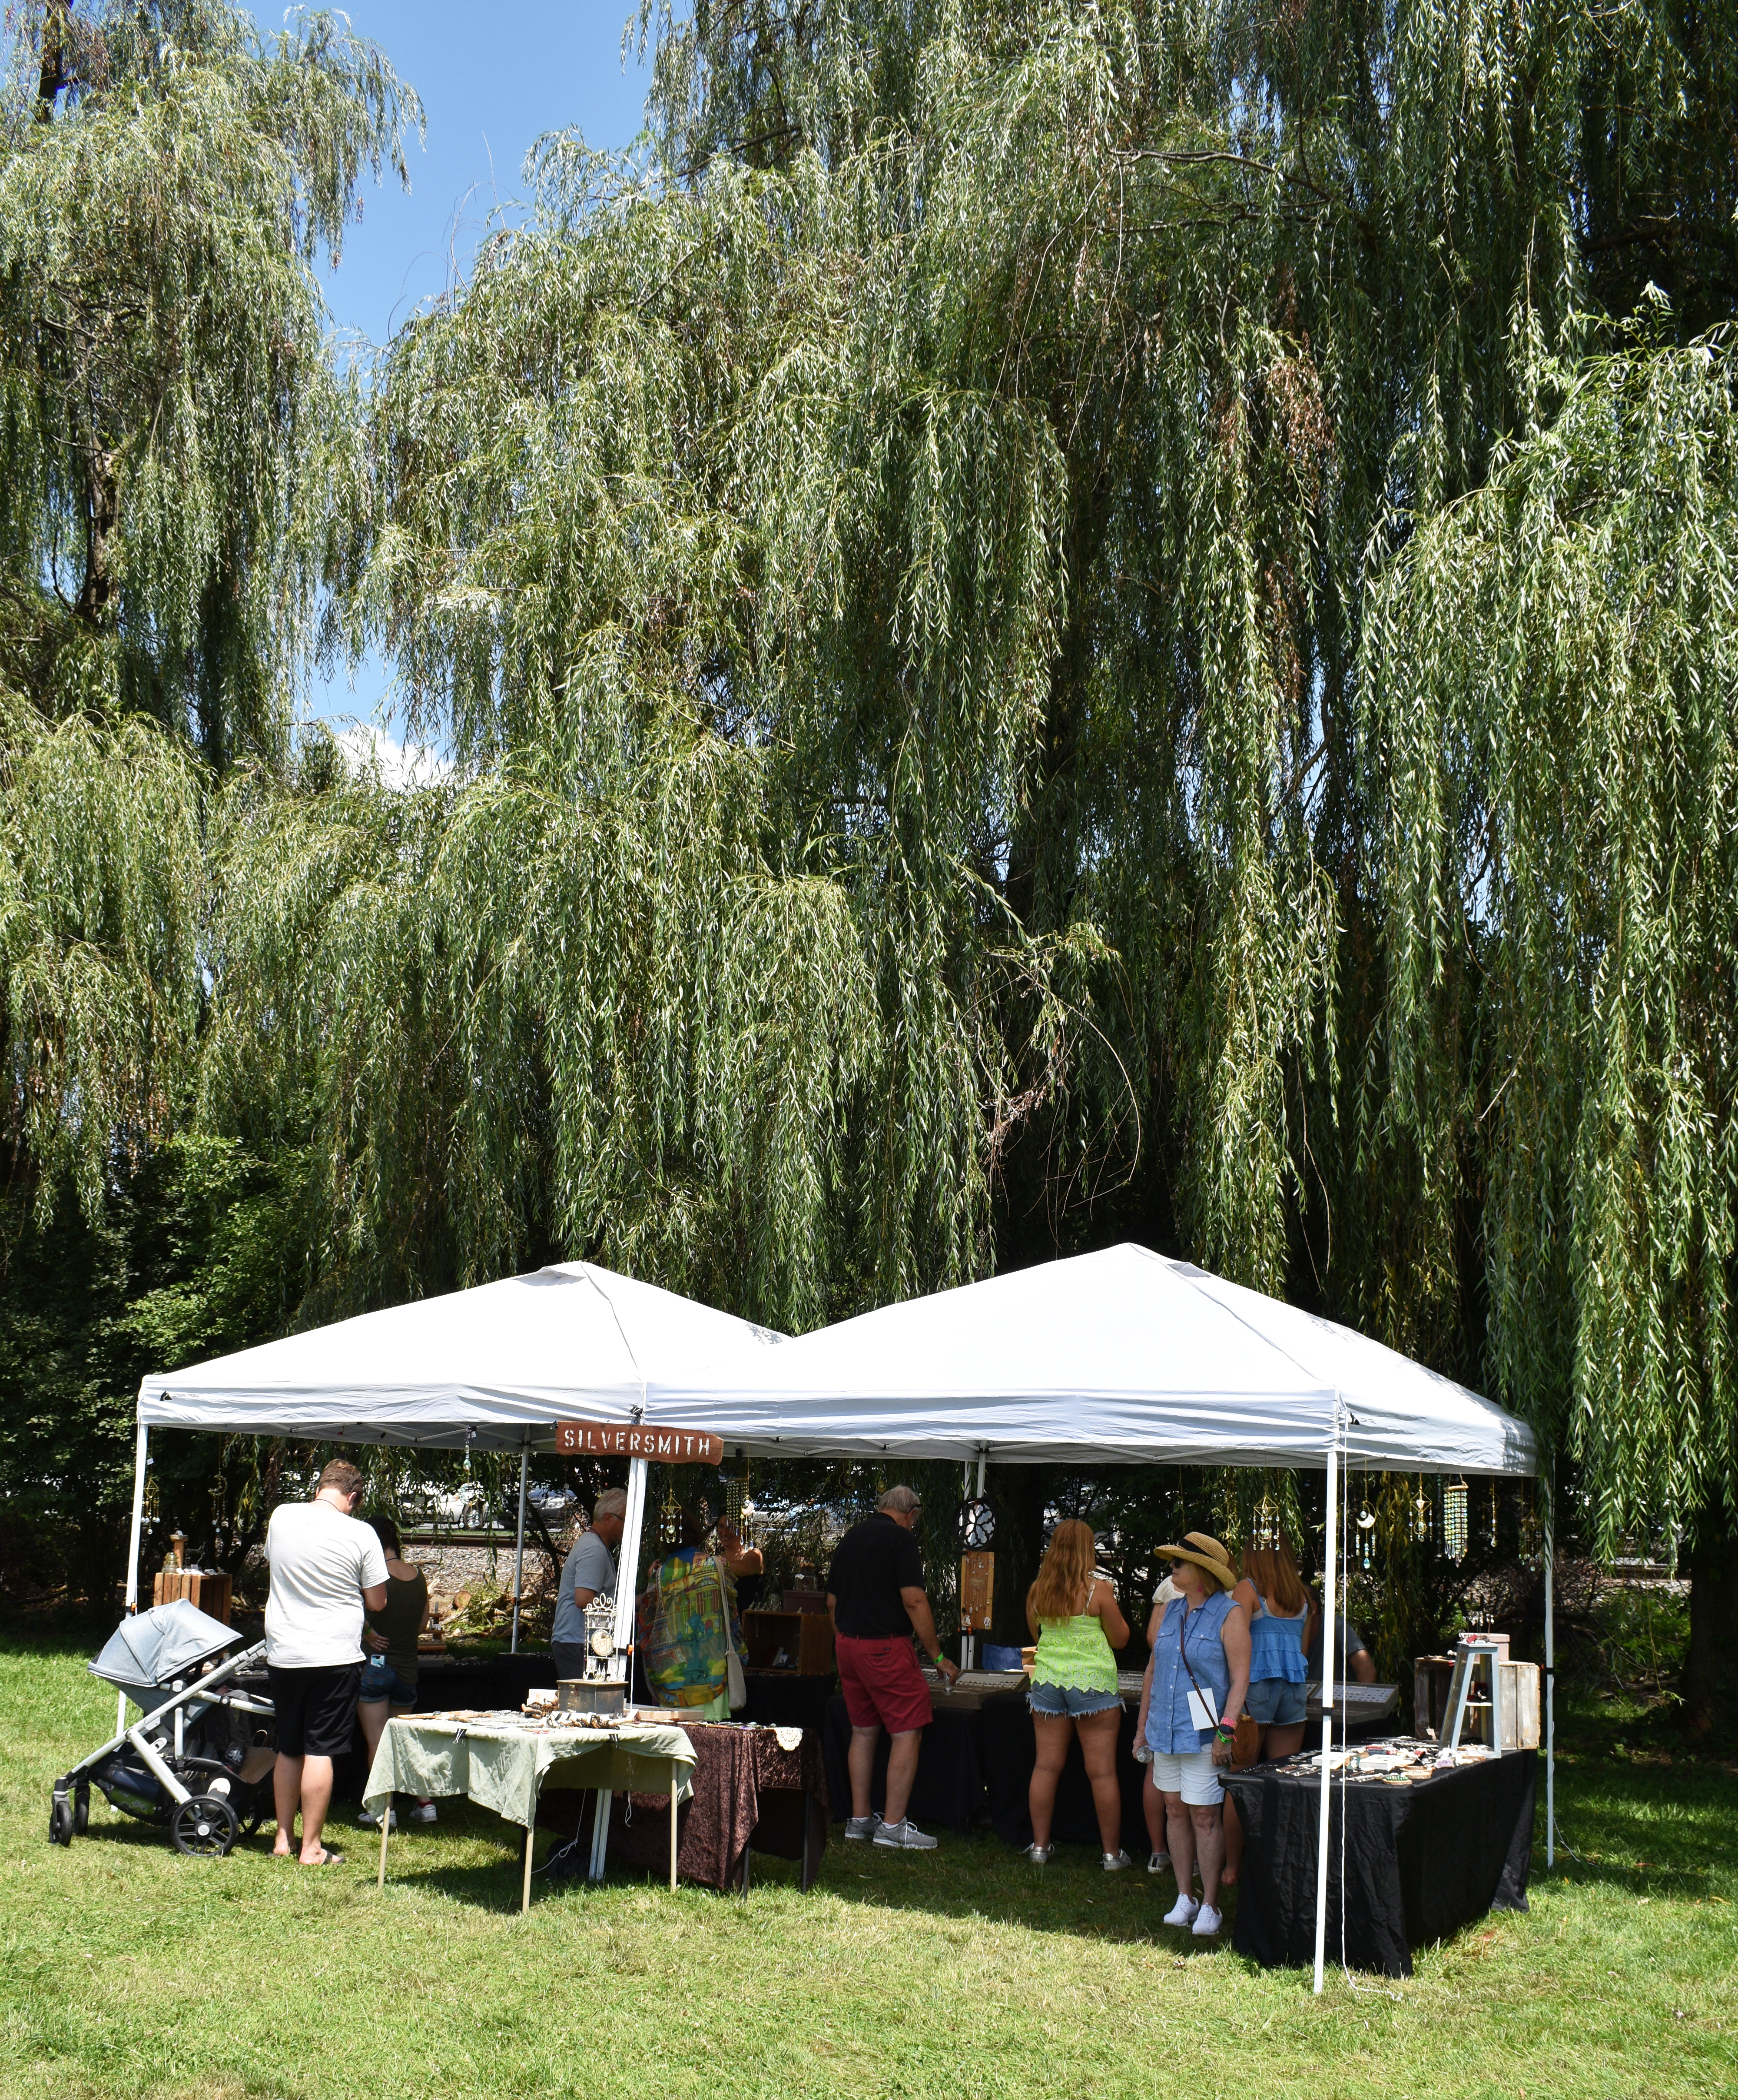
[
  {"x1": 848, "y1": 1726, "x2": 881, "y2": 1819},
  {"x1": 297, "y1": 1755, "x2": 335, "y2": 1862},
  {"x1": 272, "y1": 1753, "x2": 302, "y2": 1857},
  {"x1": 883, "y1": 1728, "x2": 923, "y2": 1826}
]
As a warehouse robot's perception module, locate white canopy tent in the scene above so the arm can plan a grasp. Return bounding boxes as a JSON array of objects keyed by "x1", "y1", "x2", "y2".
[{"x1": 130, "y1": 1242, "x2": 1552, "y2": 1970}]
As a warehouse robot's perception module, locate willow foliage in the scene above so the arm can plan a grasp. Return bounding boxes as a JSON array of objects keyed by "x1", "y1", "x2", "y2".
[
  {"x1": 1367, "y1": 330, "x2": 1738, "y2": 1545},
  {"x1": 0, "y1": 1, "x2": 417, "y2": 762}
]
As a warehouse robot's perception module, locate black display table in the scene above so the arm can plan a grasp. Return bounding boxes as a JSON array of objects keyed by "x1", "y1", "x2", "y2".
[
  {"x1": 1223, "y1": 1750, "x2": 1536, "y2": 1977},
  {"x1": 978, "y1": 1692, "x2": 1151, "y2": 1855},
  {"x1": 821, "y1": 1694, "x2": 989, "y2": 1832}
]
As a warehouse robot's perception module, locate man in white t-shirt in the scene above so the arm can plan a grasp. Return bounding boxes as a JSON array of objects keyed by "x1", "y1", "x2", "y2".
[{"x1": 264, "y1": 1459, "x2": 388, "y2": 1864}]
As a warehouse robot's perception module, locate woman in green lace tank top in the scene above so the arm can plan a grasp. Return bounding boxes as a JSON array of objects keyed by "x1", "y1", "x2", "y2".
[{"x1": 1025, "y1": 1520, "x2": 1131, "y2": 1867}]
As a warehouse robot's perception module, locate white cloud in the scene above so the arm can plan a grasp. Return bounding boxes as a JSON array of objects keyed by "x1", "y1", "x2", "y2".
[{"x1": 329, "y1": 722, "x2": 452, "y2": 792}]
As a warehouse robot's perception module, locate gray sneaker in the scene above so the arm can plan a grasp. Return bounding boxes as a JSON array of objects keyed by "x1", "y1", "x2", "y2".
[
  {"x1": 844, "y1": 1814, "x2": 878, "y2": 1841},
  {"x1": 872, "y1": 1817, "x2": 938, "y2": 1850}
]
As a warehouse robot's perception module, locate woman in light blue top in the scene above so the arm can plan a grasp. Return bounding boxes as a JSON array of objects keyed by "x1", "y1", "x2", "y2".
[
  {"x1": 1137, "y1": 1531, "x2": 1250, "y2": 1937},
  {"x1": 1222, "y1": 1534, "x2": 1310, "y2": 1886}
]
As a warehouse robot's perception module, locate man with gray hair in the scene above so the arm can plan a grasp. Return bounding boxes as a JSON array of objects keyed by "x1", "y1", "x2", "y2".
[
  {"x1": 550, "y1": 1488, "x2": 628, "y2": 1683},
  {"x1": 826, "y1": 1484, "x2": 960, "y2": 1850}
]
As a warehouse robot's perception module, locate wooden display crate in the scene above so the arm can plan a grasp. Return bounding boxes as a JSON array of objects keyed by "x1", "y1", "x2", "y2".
[
  {"x1": 741, "y1": 1608, "x2": 835, "y2": 1675},
  {"x1": 1497, "y1": 1659, "x2": 1541, "y2": 1750},
  {"x1": 153, "y1": 1568, "x2": 232, "y2": 1623}
]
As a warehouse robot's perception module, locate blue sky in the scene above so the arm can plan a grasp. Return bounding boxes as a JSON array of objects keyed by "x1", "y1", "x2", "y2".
[{"x1": 293, "y1": 2, "x2": 654, "y2": 742}]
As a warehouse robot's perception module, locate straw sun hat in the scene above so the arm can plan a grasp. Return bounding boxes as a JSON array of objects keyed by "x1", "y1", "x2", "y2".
[{"x1": 1155, "y1": 1531, "x2": 1238, "y2": 1591}]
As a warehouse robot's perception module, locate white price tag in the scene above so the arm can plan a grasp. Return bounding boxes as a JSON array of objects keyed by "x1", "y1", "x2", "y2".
[{"x1": 1186, "y1": 1685, "x2": 1218, "y2": 1733}]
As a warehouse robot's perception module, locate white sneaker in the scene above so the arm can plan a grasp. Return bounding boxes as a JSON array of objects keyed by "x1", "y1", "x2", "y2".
[
  {"x1": 1192, "y1": 1902, "x2": 1223, "y2": 1937},
  {"x1": 408, "y1": 1801, "x2": 438, "y2": 1826},
  {"x1": 1148, "y1": 1850, "x2": 1171, "y2": 1874},
  {"x1": 1162, "y1": 1892, "x2": 1199, "y2": 1927},
  {"x1": 844, "y1": 1814, "x2": 877, "y2": 1841},
  {"x1": 356, "y1": 1807, "x2": 396, "y2": 1831},
  {"x1": 1024, "y1": 1842, "x2": 1052, "y2": 1864},
  {"x1": 872, "y1": 1817, "x2": 938, "y2": 1850},
  {"x1": 1102, "y1": 1849, "x2": 1132, "y2": 1871}
]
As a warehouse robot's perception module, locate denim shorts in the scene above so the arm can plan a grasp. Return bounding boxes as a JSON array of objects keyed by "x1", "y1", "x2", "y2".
[
  {"x1": 1026, "y1": 1680, "x2": 1122, "y2": 1718},
  {"x1": 357, "y1": 1656, "x2": 417, "y2": 1708},
  {"x1": 1244, "y1": 1676, "x2": 1308, "y2": 1726}
]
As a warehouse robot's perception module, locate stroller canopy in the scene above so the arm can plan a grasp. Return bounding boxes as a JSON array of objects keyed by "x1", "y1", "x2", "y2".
[{"x1": 90, "y1": 1600, "x2": 240, "y2": 1698}]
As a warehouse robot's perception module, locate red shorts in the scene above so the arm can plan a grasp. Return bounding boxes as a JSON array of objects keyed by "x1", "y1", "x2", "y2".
[{"x1": 836, "y1": 1632, "x2": 933, "y2": 1736}]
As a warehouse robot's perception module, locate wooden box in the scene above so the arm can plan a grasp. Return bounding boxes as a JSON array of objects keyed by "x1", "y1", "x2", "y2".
[
  {"x1": 1497, "y1": 1660, "x2": 1541, "y2": 1750},
  {"x1": 742, "y1": 1608, "x2": 835, "y2": 1675},
  {"x1": 153, "y1": 1568, "x2": 232, "y2": 1623}
]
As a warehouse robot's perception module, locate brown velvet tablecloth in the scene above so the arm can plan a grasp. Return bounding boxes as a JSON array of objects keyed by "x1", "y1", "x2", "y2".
[{"x1": 539, "y1": 1718, "x2": 829, "y2": 1891}]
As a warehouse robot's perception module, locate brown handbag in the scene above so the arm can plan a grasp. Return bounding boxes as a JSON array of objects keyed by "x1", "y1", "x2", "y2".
[{"x1": 1230, "y1": 1714, "x2": 1263, "y2": 1768}]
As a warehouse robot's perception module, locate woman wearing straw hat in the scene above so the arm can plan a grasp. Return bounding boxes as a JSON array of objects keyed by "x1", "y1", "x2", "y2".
[{"x1": 1140, "y1": 1531, "x2": 1250, "y2": 1937}]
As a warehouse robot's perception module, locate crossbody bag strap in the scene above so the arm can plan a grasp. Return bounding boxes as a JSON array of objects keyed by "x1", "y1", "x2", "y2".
[{"x1": 1177, "y1": 1604, "x2": 1219, "y2": 1728}]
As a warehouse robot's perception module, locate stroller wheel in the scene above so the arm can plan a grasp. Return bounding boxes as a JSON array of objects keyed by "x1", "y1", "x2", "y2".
[
  {"x1": 170, "y1": 1794, "x2": 239, "y2": 1859},
  {"x1": 73, "y1": 1783, "x2": 90, "y2": 1835},
  {"x1": 49, "y1": 1791, "x2": 75, "y2": 1847}
]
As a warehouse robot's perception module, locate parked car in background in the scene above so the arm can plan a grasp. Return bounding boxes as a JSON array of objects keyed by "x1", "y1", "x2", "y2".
[{"x1": 527, "y1": 1483, "x2": 577, "y2": 1520}]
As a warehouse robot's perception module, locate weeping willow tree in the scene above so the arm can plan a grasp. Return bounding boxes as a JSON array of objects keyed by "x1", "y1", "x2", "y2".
[
  {"x1": 4, "y1": 0, "x2": 1738, "y2": 1670},
  {"x1": 1367, "y1": 328, "x2": 1738, "y2": 1719},
  {"x1": 0, "y1": 0, "x2": 417, "y2": 1592}
]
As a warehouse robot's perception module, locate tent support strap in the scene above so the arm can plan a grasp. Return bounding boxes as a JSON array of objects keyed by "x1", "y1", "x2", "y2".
[
  {"x1": 120, "y1": 1420, "x2": 150, "y2": 1733},
  {"x1": 511, "y1": 1443, "x2": 529, "y2": 1655},
  {"x1": 1312, "y1": 1409, "x2": 1341, "y2": 1995},
  {"x1": 1544, "y1": 1514, "x2": 1555, "y2": 1869}
]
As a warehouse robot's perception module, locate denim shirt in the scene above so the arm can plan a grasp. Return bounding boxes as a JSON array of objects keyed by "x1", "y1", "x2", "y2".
[{"x1": 1145, "y1": 1590, "x2": 1236, "y2": 1754}]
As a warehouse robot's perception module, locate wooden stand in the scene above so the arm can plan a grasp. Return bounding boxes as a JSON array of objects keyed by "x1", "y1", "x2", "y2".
[
  {"x1": 741, "y1": 1609, "x2": 835, "y2": 1675},
  {"x1": 153, "y1": 1568, "x2": 232, "y2": 1622}
]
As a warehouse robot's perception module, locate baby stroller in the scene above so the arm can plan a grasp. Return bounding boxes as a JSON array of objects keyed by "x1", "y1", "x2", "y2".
[{"x1": 50, "y1": 1600, "x2": 277, "y2": 1857}]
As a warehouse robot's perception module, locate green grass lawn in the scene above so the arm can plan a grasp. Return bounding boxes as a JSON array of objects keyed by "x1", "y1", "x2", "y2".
[{"x1": 1, "y1": 1635, "x2": 1733, "y2": 2100}]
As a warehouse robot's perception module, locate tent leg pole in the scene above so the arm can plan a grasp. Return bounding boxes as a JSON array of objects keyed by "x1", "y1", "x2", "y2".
[
  {"x1": 1545, "y1": 1514, "x2": 1555, "y2": 1870},
  {"x1": 1313, "y1": 1418, "x2": 1340, "y2": 1996},
  {"x1": 961, "y1": 1459, "x2": 973, "y2": 1671},
  {"x1": 511, "y1": 1443, "x2": 529, "y2": 1655},
  {"x1": 588, "y1": 1454, "x2": 650, "y2": 1881},
  {"x1": 120, "y1": 1421, "x2": 149, "y2": 1733}
]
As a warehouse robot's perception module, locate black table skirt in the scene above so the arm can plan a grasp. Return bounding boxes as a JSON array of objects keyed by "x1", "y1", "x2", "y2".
[
  {"x1": 978, "y1": 1694, "x2": 1151, "y2": 1855},
  {"x1": 1223, "y1": 1749, "x2": 1536, "y2": 1977},
  {"x1": 822, "y1": 1690, "x2": 1153, "y2": 1853},
  {"x1": 822, "y1": 1695, "x2": 988, "y2": 1832}
]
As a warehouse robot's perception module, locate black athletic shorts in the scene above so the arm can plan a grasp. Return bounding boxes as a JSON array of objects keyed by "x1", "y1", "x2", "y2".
[{"x1": 268, "y1": 1662, "x2": 362, "y2": 1758}]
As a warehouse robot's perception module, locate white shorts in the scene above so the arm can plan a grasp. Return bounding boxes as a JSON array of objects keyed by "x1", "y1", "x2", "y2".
[{"x1": 1148, "y1": 1748, "x2": 1222, "y2": 1806}]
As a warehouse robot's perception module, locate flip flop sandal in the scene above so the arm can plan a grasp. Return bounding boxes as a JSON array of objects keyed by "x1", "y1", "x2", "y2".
[{"x1": 300, "y1": 1847, "x2": 345, "y2": 1866}]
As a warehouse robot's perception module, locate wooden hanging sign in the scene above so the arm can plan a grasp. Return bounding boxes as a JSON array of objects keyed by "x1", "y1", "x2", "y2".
[{"x1": 555, "y1": 1420, "x2": 724, "y2": 1464}]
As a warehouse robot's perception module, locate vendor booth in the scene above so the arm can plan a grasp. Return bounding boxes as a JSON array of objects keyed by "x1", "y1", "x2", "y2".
[{"x1": 129, "y1": 1242, "x2": 1549, "y2": 1981}]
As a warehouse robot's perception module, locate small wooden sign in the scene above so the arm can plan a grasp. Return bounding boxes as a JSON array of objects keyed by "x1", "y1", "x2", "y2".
[
  {"x1": 960, "y1": 1550, "x2": 995, "y2": 1632},
  {"x1": 555, "y1": 1420, "x2": 724, "y2": 1464}
]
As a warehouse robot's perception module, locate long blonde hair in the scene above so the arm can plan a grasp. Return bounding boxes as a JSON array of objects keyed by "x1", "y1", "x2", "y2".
[
  {"x1": 1028, "y1": 1519, "x2": 1098, "y2": 1625},
  {"x1": 1240, "y1": 1535, "x2": 1307, "y2": 1616}
]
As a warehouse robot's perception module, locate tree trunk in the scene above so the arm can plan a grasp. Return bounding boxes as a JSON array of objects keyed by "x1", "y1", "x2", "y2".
[
  {"x1": 36, "y1": 0, "x2": 70, "y2": 121},
  {"x1": 1684, "y1": 1510, "x2": 1738, "y2": 1733}
]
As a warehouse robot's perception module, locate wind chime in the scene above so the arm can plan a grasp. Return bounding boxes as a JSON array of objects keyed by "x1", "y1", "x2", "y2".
[{"x1": 1443, "y1": 1479, "x2": 1469, "y2": 1562}]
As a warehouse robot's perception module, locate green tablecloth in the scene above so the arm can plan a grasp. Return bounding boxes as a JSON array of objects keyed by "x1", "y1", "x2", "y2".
[{"x1": 364, "y1": 1715, "x2": 696, "y2": 1830}]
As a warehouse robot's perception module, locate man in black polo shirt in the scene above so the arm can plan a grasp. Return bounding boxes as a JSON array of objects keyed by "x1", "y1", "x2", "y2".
[{"x1": 826, "y1": 1484, "x2": 960, "y2": 1850}]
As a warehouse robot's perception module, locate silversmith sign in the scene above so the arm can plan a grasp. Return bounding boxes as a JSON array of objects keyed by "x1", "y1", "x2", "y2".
[{"x1": 554, "y1": 1420, "x2": 724, "y2": 1464}]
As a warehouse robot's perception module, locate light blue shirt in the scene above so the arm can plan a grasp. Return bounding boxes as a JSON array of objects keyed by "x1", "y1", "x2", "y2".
[
  {"x1": 551, "y1": 1529, "x2": 617, "y2": 1648},
  {"x1": 1248, "y1": 1596, "x2": 1309, "y2": 1684},
  {"x1": 1145, "y1": 1591, "x2": 1236, "y2": 1754}
]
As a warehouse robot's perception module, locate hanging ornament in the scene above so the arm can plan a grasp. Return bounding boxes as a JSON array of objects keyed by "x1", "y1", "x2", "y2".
[
  {"x1": 1357, "y1": 1505, "x2": 1376, "y2": 1570},
  {"x1": 1443, "y1": 1479, "x2": 1469, "y2": 1562}
]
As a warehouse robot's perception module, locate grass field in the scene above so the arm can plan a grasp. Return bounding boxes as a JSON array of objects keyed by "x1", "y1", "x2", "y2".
[{"x1": 2, "y1": 1634, "x2": 1733, "y2": 2100}]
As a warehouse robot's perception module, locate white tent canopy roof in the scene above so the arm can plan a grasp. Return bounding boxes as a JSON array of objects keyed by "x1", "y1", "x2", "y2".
[
  {"x1": 137, "y1": 1261, "x2": 786, "y2": 1453},
  {"x1": 137, "y1": 1242, "x2": 1536, "y2": 1476},
  {"x1": 698, "y1": 1244, "x2": 1538, "y2": 1475}
]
